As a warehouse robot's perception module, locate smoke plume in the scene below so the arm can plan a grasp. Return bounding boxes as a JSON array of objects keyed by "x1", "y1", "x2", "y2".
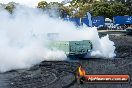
[{"x1": 0, "y1": 5, "x2": 116, "y2": 72}]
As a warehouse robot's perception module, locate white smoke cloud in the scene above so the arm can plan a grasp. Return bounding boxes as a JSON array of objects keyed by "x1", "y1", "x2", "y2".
[{"x1": 0, "y1": 5, "x2": 116, "y2": 72}]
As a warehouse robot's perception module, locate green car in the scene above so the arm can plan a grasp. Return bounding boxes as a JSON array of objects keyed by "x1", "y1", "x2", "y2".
[
  {"x1": 126, "y1": 27, "x2": 132, "y2": 35},
  {"x1": 48, "y1": 40, "x2": 93, "y2": 57}
]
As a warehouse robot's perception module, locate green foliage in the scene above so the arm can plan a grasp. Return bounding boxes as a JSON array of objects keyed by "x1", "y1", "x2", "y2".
[
  {"x1": 37, "y1": 1, "x2": 48, "y2": 9},
  {"x1": 115, "y1": 0, "x2": 132, "y2": 15},
  {"x1": 72, "y1": 3, "x2": 92, "y2": 17},
  {"x1": 37, "y1": 1, "x2": 71, "y2": 17},
  {"x1": 92, "y1": 2, "x2": 129, "y2": 18},
  {"x1": 59, "y1": 6, "x2": 72, "y2": 17},
  {"x1": 1, "y1": 0, "x2": 130, "y2": 18},
  {"x1": 5, "y1": 2, "x2": 16, "y2": 14},
  {"x1": 69, "y1": 0, "x2": 95, "y2": 18},
  {"x1": 36, "y1": 0, "x2": 130, "y2": 18},
  {"x1": 71, "y1": 0, "x2": 96, "y2": 4},
  {"x1": 110, "y1": 2, "x2": 129, "y2": 16}
]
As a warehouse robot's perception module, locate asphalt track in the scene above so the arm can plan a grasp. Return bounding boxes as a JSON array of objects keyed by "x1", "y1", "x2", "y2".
[{"x1": 0, "y1": 31, "x2": 132, "y2": 88}]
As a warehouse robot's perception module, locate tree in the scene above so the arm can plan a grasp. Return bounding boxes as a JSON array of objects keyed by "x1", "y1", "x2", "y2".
[
  {"x1": 5, "y1": 2, "x2": 16, "y2": 13},
  {"x1": 92, "y1": 2, "x2": 129, "y2": 19},
  {"x1": 72, "y1": 3, "x2": 92, "y2": 17},
  {"x1": 59, "y1": 6, "x2": 72, "y2": 17},
  {"x1": 70, "y1": 0, "x2": 96, "y2": 4},
  {"x1": 37, "y1": 1, "x2": 71, "y2": 18},
  {"x1": 110, "y1": 2, "x2": 129, "y2": 16},
  {"x1": 68, "y1": 0, "x2": 96, "y2": 18},
  {"x1": 37, "y1": 1, "x2": 48, "y2": 9},
  {"x1": 110, "y1": 0, "x2": 132, "y2": 15}
]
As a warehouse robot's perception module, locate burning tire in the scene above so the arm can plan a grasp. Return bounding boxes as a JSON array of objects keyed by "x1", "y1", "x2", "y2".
[{"x1": 76, "y1": 66, "x2": 86, "y2": 84}]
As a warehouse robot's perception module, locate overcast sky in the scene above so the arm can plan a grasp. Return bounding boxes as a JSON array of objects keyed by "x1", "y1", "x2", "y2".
[{"x1": 0, "y1": 0, "x2": 64, "y2": 7}]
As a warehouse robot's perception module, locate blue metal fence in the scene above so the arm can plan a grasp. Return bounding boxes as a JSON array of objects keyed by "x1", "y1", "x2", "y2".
[
  {"x1": 63, "y1": 16, "x2": 105, "y2": 27},
  {"x1": 82, "y1": 17, "x2": 89, "y2": 26},
  {"x1": 69, "y1": 18, "x2": 81, "y2": 26},
  {"x1": 92, "y1": 16, "x2": 105, "y2": 27},
  {"x1": 113, "y1": 16, "x2": 132, "y2": 25}
]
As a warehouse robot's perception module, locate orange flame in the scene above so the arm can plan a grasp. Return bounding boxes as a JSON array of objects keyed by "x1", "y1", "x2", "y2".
[{"x1": 78, "y1": 66, "x2": 86, "y2": 76}]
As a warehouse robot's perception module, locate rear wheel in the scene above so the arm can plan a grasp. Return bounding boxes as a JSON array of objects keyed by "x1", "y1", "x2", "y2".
[{"x1": 77, "y1": 76, "x2": 85, "y2": 84}]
